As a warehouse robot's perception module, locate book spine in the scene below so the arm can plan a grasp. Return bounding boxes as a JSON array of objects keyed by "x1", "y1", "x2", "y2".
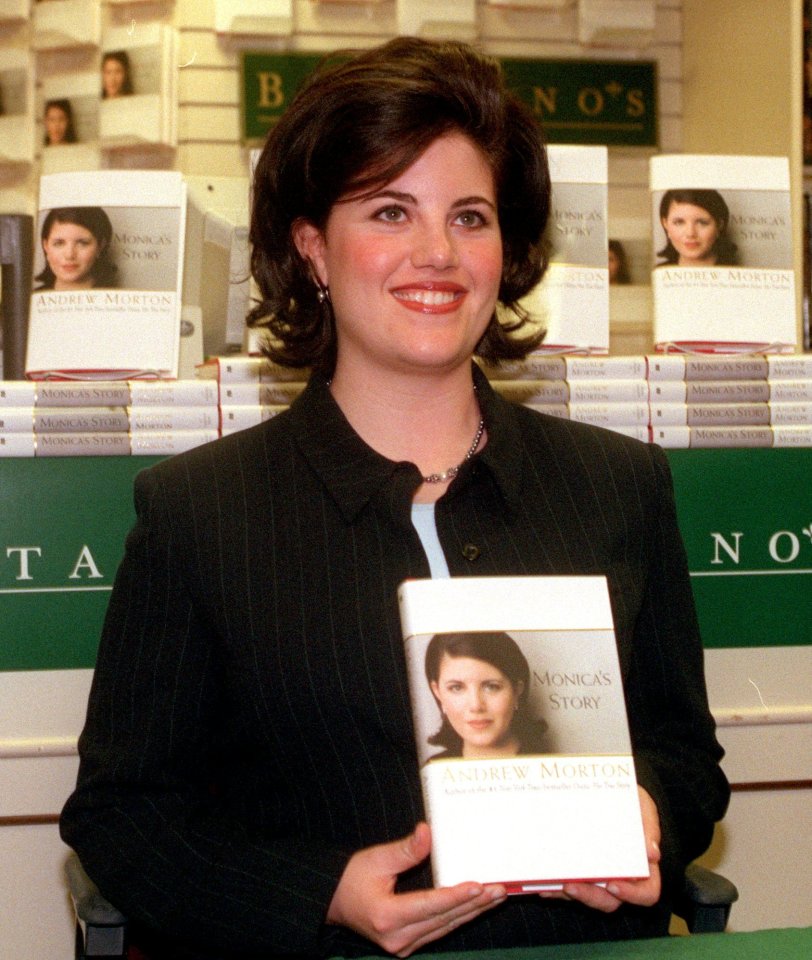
[
  {"x1": 36, "y1": 383, "x2": 131, "y2": 407},
  {"x1": 566, "y1": 402, "x2": 650, "y2": 426},
  {"x1": 651, "y1": 402, "x2": 812, "y2": 427},
  {"x1": 496, "y1": 380, "x2": 649, "y2": 404},
  {"x1": 34, "y1": 408, "x2": 130, "y2": 433},
  {"x1": 492, "y1": 381, "x2": 569, "y2": 404},
  {"x1": 197, "y1": 357, "x2": 307, "y2": 383},
  {"x1": 0, "y1": 382, "x2": 37, "y2": 405},
  {"x1": 219, "y1": 405, "x2": 289, "y2": 433},
  {"x1": 219, "y1": 383, "x2": 307, "y2": 405},
  {"x1": 478, "y1": 356, "x2": 566, "y2": 381},
  {"x1": 130, "y1": 430, "x2": 219, "y2": 455},
  {"x1": 766, "y1": 355, "x2": 812, "y2": 379},
  {"x1": 35, "y1": 433, "x2": 133, "y2": 456},
  {"x1": 129, "y1": 381, "x2": 220, "y2": 406},
  {"x1": 0, "y1": 409, "x2": 34, "y2": 432},
  {"x1": 129, "y1": 407, "x2": 220, "y2": 431},
  {"x1": 768, "y1": 381, "x2": 812, "y2": 401},
  {"x1": 568, "y1": 381, "x2": 650, "y2": 403},
  {"x1": 0, "y1": 433, "x2": 36, "y2": 456},
  {"x1": 651, "y1": 426, "x2": 765, "y2": 448},
  {"x1": 646, "y1": 355, "x2": 770, "y2": 381},
  {"x1": 564, "y1": 356, "x2": 648, "y2": 380}
]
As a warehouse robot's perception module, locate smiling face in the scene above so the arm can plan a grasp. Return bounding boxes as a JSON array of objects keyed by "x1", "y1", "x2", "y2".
[
  {"x1": 44, "y1": 105, "x2": 69, "y2": 145},
  {"x1": 102, "y1": 57, "x2": 127, "y2": 98},
  {"x1": 293, "y1": 132, "x2": 503, "y2": 382},
  {"x1": 42, "y1": 221, "x2": 102, "y2": 289},
  {"x1": 661, "y1": 200, "x2": 721, "y2": 266},
  {"x1": 430, "y1": 653, "x2": 523, "y2": 759}
]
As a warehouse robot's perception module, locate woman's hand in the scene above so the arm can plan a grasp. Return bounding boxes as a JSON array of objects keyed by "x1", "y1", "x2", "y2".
[
  {"x1": 326, "y1": 822, "x2": 507, "y2": 957},
  {"x1": 539, "y1": 785, "x2": 662, "y2": 913}
]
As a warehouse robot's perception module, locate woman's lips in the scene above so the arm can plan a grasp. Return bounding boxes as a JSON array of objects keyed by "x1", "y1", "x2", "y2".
[{"x1": 391, "y1": 284, "x2": 465, "y2": 313}]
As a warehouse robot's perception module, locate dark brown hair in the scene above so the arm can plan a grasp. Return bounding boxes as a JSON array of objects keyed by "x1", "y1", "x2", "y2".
[
  {"x1": 249, "y1": 37, "x2": 551, "y2": 375},
  {"x1": 657, "y1": 188, "x2": 738, "y2": 266}
]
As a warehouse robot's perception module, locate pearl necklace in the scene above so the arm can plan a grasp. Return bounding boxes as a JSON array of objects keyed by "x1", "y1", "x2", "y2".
[{"x1": 422, "y1": 415, "x2": 485, "y2": 484}]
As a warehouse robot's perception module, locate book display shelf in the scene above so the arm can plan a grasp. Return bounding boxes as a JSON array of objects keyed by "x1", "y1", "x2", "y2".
[{"x1": 1, "y1": 4, "x2": 810, "y2": 957}]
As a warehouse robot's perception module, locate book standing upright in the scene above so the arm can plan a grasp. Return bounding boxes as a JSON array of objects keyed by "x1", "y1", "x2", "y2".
[
  {"x1": 518, "y1": 145, "x2": 609, "y2": 355},
  {"x1": 25, "y1": 170, "x2": 187, "y2": 380},
  {"x1": 650, "y1": 154, "x2": 796, "y2": 354},
  {"x1": 398, "y1": 575, "x2": 649, "y2": 892}
]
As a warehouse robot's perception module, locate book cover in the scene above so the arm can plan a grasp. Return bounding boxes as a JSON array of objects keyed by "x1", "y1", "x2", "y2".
[
  {"x1": 25, "y1": 171, "x2": 187, "y2": 380},
  {"x1": 650, "y1": 155, "x2": 796, "y2": 353},
  {"x1": 517, "y1": 146, "x2": 609, "y2": 354},
  {"x1": 398, "y1": 576, "x2": 649, "y2": 892}
]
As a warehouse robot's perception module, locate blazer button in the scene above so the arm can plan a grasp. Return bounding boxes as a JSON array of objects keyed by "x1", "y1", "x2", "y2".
[{"x1": 462, "y1": 543, "x2": 480, "y2": 562}]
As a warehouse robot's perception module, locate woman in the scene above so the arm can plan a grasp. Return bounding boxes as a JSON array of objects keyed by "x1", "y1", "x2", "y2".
[
  {"x1": 43, "y1": 98, "x2": 78, "y2": 146},
  {"x1": 61, "y1": 38, "x2": 728, "y2": 959},
  {"x1": 35, "y1": 207, "x2": 117, "y2": 290},
  {"x1": 425, "y1": 632, "x2": 548, "y2": 760},
  {"x1": 657, "y1": 188, "x2": 738, "y2": 266},
  {"x1": 608, "y1": 238, "x2": 631, "y2": 284},
  {"x1": 101, "y1": 49, "x2": 134, "y2": 98}
]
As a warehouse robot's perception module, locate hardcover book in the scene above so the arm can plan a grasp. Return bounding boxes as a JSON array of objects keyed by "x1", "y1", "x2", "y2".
[
  {"x1": 398, "y1": 575, "x2": 649, "y2": 892},
  {"x1": 25, "y1": 171, "x2": 187, "y2": 380},
  {"x1": 517, "y1": 146, "x2": 609, "y2": 354},
  {"x1": 650, "y1": 154, "x2": 796, "y2": 353}
]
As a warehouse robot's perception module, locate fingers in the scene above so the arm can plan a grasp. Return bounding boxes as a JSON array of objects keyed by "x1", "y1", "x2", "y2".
[
  {"x1": 385, "y1": 883, "x2": 507, "y2": 957},
  {"x1": 326, "y1": 824, "x2": 507, "y2": 957},
  {"x1": 544, "y1": 788, "x2": 664, "y2": 914}
]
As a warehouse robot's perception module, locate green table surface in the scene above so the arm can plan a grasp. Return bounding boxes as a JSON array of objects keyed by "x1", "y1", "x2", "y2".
[{"x1": 342, "y1": 927, "x2": 811, "y2": 960}]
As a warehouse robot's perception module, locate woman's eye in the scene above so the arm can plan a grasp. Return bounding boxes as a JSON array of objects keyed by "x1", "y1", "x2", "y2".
[
  {"x1": 375, "y1": 206, "x2": 406, "y2": 223},
  {"x1": 484, "y1": 681, "x2": 504, "y2": 693},
  {"x1": 455, "y1": 210, "x2": 486, "y2": 228}
]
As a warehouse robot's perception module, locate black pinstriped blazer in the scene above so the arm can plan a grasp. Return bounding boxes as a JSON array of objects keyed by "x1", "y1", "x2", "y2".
[{"x1": 61, "y1": 365, "x2": 729, "y2": 959}]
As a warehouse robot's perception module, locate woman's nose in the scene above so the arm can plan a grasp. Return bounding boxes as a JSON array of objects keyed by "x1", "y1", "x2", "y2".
[
  {"x1": 467, "y1": 690, "x2": 486, "y2": 711},
  {"x1": 411, "y1": 222, "x2": 458, "y2": 269}
]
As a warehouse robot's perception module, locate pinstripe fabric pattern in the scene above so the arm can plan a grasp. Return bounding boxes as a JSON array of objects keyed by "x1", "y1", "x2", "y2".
[{"x1": 61, "y1": 366, "x2": 728, "y2": 959}]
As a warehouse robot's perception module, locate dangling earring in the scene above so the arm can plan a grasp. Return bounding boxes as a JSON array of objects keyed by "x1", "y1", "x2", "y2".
[{"x1": 316, "y1": 282, "x2": 330, "y2": 304}]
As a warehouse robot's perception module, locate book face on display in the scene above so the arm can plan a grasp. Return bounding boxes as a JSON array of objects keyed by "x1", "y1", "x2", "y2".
[
  {"x1": 25, "y1": 171, "x2": 187, "y2": 380},
  {"x1": 399, "y1": 576, "x2": 649, "y2": 892}
]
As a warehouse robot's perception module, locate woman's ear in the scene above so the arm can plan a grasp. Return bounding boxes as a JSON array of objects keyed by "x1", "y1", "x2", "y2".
[{"x1": 291, "y1": 218, "x2": 328, "y2": 287}]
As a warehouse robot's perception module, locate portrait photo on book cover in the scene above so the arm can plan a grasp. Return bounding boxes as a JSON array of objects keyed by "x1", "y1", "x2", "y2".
[
  {"x1": 33, "y1": 204, "x2": 183, "y2": 294},
  {"x1": 652, "y1": 187, "x2": 793, "y2": 270},
  {"x1": 406, "y1": 629, "x2": 630, "y2": 766}
]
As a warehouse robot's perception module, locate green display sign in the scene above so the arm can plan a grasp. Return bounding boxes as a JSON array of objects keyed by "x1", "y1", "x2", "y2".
[
  {"x1": 0, "y1": 457, "x2": 161, "y2": 671},
  {"x1": 241, "y1": 53, "x2": 657, "y2": 147},
  {"x1": 1, "y1": 449, "x2": 809, "y2": 672},
  {"x1": 667, "y1": 449, "x2": 812, "y2": 651}
]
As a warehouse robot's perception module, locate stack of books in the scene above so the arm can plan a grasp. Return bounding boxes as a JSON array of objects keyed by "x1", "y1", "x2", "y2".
[
  {"x1": 196, "y1": 356, "x2": 306, "y2": 436},
  {"x1": 0, "y1": 380, "x2": 218, "y2": 457},
  {"x1": 648, "y1": 354, "x2": 812, "y2": 447},
  {"x1": 486, "y1": 355, "x2": 650, "y2": 442},
  {"x1": 194, "y1": 353, "x2": 812, "y2": 449}
]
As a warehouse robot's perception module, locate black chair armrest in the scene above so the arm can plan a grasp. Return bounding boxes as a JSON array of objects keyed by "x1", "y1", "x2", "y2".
[
  {"x1": 65, "y1": 852, "x2": 128, "y2": 958},
  {"x1": 674, "y1": 862, "x2": 739, "y2": 934}
]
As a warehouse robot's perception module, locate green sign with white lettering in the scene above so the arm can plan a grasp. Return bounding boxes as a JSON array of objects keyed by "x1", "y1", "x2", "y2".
[
  {"x1": 241, "y1": 53, "x2": 657, "y2": 147},
  {"x1": 0, "y1": 449, "x2": 809, "y2": 671}
]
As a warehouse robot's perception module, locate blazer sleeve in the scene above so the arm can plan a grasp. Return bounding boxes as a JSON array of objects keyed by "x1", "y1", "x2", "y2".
[
  {"x1": 625, "y1": 444, "x2": 730, "y2": 896},
  {"x1": 60, "y1": 463, "x2": 351, "y2": 957}
]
